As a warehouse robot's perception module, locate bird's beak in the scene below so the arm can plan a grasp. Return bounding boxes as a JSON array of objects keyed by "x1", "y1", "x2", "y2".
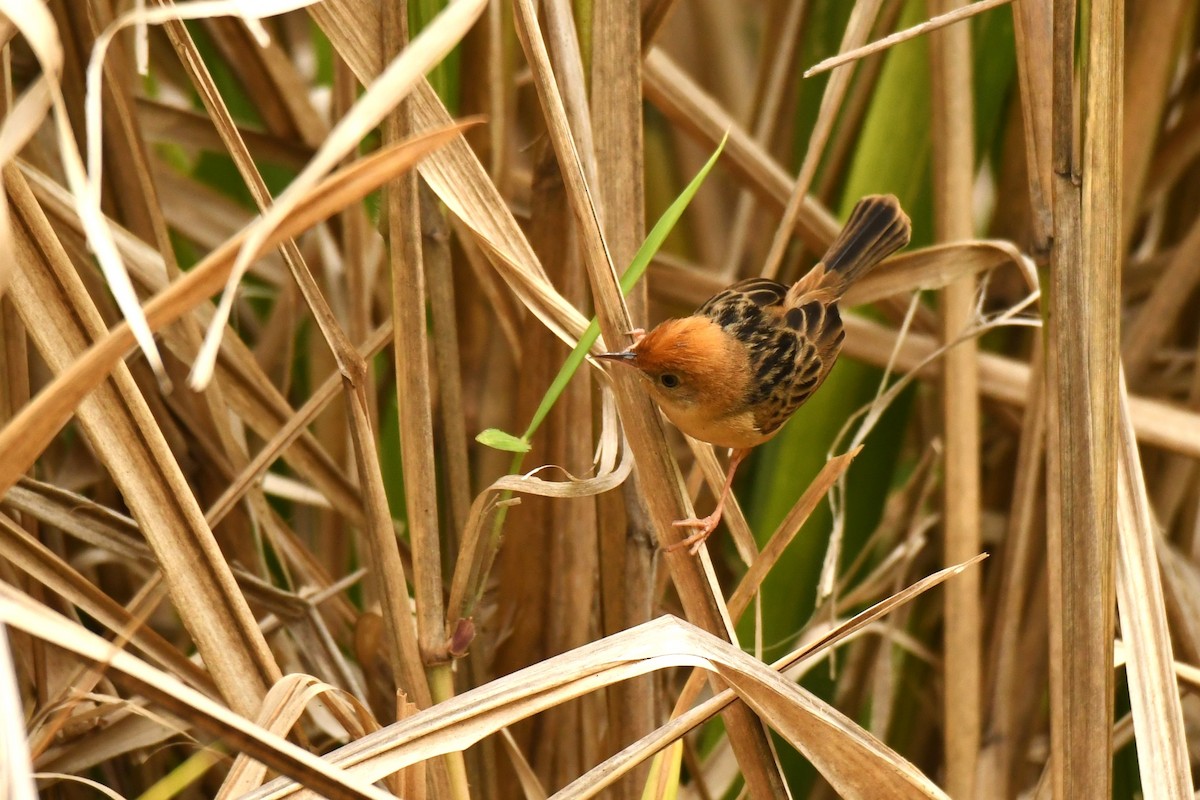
[{"x1": 595, "y1": 350, "x2": 638, "y2": 364}]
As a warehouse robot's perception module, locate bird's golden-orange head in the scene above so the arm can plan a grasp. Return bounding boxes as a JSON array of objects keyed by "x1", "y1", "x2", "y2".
[{"x1": 597, "y1": 317, "x2": 765, "y2": 449}]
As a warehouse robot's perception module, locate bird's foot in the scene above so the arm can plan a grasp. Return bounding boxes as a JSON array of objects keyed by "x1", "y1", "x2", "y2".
[
  {"x1": 626, "y1": 327, "x2": 646, "y2": 344},
  {"x1": 668, "y1": 514, "x2": 720, "y2": 555}
]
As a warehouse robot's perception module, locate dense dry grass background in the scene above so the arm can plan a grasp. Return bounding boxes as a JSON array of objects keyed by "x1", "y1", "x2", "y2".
[{"x1": 1, "y1": 0, "x2": 1198, "y2": 797}]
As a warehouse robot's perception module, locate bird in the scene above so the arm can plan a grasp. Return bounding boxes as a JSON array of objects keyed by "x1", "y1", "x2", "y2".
[{"x1": 598, "y1": 194, "x2": 911, "y2": 553}]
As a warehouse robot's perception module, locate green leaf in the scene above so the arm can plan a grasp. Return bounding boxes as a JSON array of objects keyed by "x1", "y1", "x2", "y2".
[
  {"x1": 523, "y1": 132, "x2": 730, "y2": 440},
  {"x1": 627, "y1": 131, "x2": 729, "y2": 292},
  {"x1": 475, "y1": 429, "x2": 531, "y2": 453}
]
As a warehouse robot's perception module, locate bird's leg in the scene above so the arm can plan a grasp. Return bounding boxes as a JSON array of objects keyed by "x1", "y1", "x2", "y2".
[{"x1": 669, "y1": 448, "x2": 749, "y2": 554}]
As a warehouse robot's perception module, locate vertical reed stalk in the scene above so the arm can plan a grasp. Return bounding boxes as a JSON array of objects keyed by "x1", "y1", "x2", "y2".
[
  {"x1": 591, "y1": 0, "x2": 654, "y2": 794},
  {"x1": 928, "y1": 1, "x2": 981, "y2": 795},
  {"x1": 381, "y1": 4, "x2": 463, "y2": 798},
  {"x1": 1046, "y1": 0, "x2": 1121, "y2": 796}
]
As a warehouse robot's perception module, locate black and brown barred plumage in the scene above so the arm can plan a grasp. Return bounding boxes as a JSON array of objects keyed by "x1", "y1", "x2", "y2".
[
  {"x1": 693, "y1": 195, "x2": 911, "y2": 438},
  {"x1": 598, "y1": 195, "x2": 911, "y2": 551}
]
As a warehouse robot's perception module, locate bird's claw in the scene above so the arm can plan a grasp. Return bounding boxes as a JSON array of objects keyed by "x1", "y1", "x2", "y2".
[
  {"x1": 626, "y1": 327, "x2": 646, "y2": 344},
  {"x1": 668, "y1": 515, "x2": 719, "y2": 555}
]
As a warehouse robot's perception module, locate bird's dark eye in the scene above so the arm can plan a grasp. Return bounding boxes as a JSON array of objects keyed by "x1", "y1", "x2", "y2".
[{"x1": 660, "y1": 373, "x2": 680, "y2": 389}]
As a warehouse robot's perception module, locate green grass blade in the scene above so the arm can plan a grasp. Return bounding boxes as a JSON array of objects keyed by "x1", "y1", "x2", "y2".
[{"x1": 481, "y1": 132, "x2": 730, "y2": 449}]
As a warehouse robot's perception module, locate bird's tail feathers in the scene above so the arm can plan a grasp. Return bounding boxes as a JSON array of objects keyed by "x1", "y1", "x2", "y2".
[{"x1": 818, "y1": 194, "x2": 911, "y2": 294}]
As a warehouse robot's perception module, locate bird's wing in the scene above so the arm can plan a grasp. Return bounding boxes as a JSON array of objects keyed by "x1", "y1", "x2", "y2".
[
  {"x1": 691, "y1": 277, "x2": 845, "y2": 438},
  {"x1": 748, "y1": 294, "x2": 847, "y2": 438},
  {"x1": 696, "y1": 277, "x2": 789, "y2": 318}
]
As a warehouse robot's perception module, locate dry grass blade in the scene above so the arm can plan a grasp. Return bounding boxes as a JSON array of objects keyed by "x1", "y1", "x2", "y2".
[
  {"x1": 0, "y1": 513, "x2": 213, "y2": 693},
  {"x1": 3, "y1": 480, "x2": 159, "y2": 566},
  {"x1": 24, "y1": 584, "x2": 169, "y2": 766},
  {"x1": 190, "y1": 0, "x2": 488, "y2": 388},
  {"x1": 1120, "y1": 217, "x2": 1200, "y2": 384},
  {"x1": 0, "y1": 621, "x2": 37, "y2": 800},
  {"x1": 498, "y1": 728, "x2": 548, "y2": 800},
  {"x1": 218, "y1": 674, "x2": 388, "y2": 798},
  {"x1": 421, "y1": 183, "x2": 473, "y2": 567},
  {"x1": 5, "y1": 165, "x2": 279, "y2": 716},
  {"x1": 379, "y1": 8, "x2": 467, "y2": 794},
  {"x1": 651, "y1": 240, "x2": 1030, "y2": 311},
  {"x1": 446, "y1": 428, "x2": 633, "y2": 624},
  {"x1": 245, "y1": 607, "x2": 979, "y2": 800},
  {"x1": 728, "y1": 448, "x2": 862, "y2": 620},
  {"x1": 713, "y1": 654, "x2": 945, "y2": 800},
  {"x1": 1114, "y1": 374, "x2": 1192, "y2": 797},
  {"x1": 138, "y1": 96, "x2": 313, "y2": 170},
  {"x1": 715, "y1": 0, "x2": 806, "y2": 278},
  {"x1": 668, "y1": 448, "x2": 863, "y2": 728},
  {"x1": 408, "y1": 81, "x2": 596, "y2": 350},
  {"x1": 845, "y1": 241, "x2": 1030, "y2": 305},
  {"x1": 841, "y1": 312, "x2": 1200, "y2": 460},
  {"x1": 32, "y1": 773, "x2": 132, "y2": 800},
  {"x1": 0, "y1": 0, "x2": 169, "y2": 377},
  {"x1": 204, "y1": 323, "x2": 392, "y2": 528},
  {"x1": 639, "y1": 742, "x2": 682, "y2": 800},
  {"x1": 17, "y1": 161, "x2": 369, "y2": 527},
  {"x1": 0, "y1": 0, "x2": 60, "y2": 294},
  {"x1": 0, "y1": 584, "x2": 394, "y2": 800},
  {"x1": 804, "y1": 0, "x2": 1013, "y2": 77},
  {"x1": 552, "y1": 557, "x2": 985, "y2": 800},
  {"x1": 0, "y1": 122, "x2": 469, "y2": 497}
]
